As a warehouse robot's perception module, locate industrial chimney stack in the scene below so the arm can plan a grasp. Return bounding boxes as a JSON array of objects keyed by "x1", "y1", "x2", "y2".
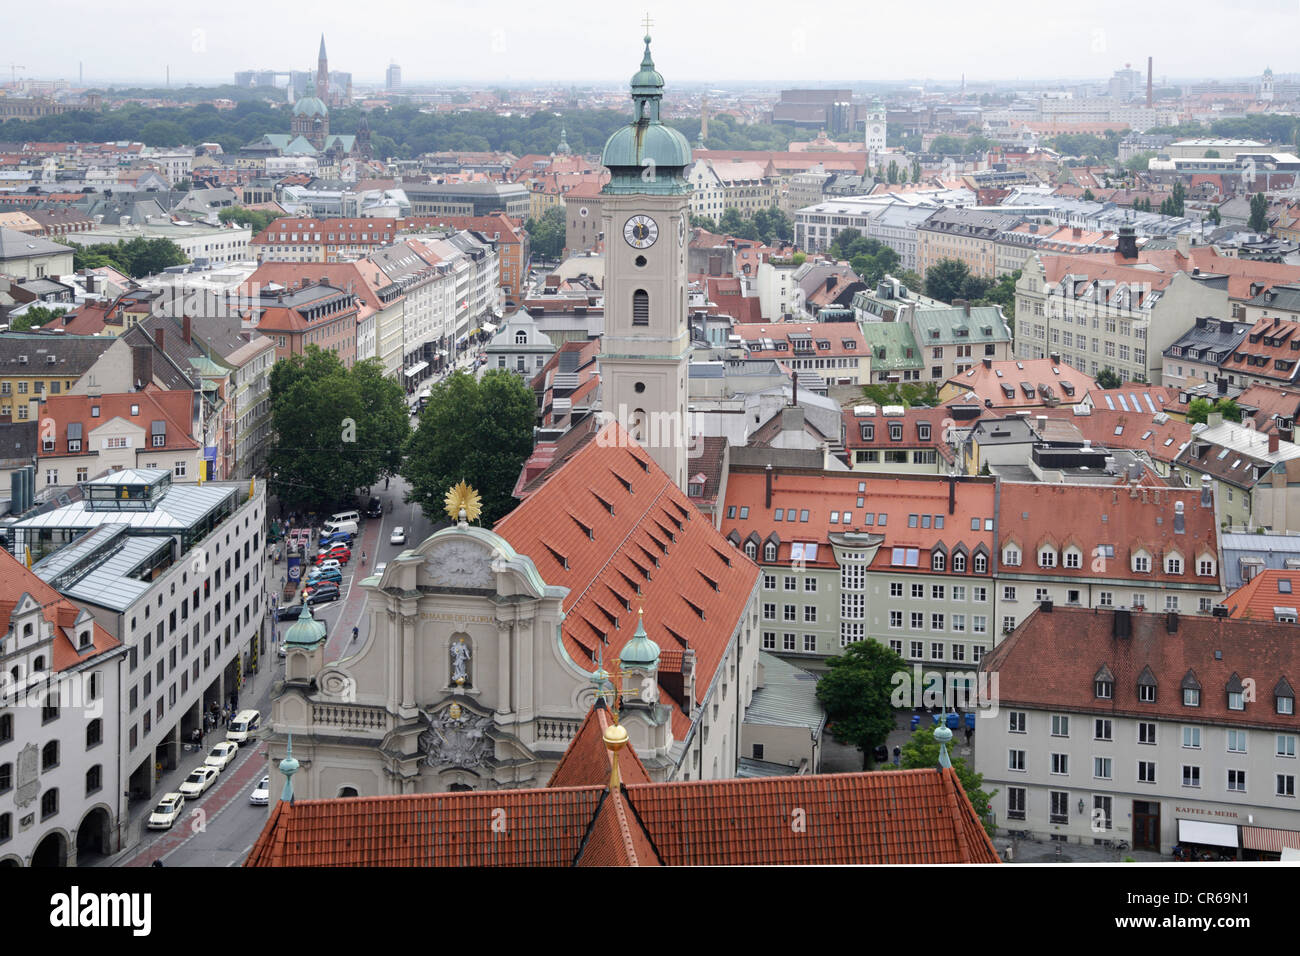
[{"x1": 1147, "y1": 57, "x2": 1153, "y2": 108}]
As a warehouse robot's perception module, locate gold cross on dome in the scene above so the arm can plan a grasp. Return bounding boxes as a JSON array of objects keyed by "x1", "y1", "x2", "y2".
[{"x1": 641, "y1": 12, "x2": 654, "y2": 34}]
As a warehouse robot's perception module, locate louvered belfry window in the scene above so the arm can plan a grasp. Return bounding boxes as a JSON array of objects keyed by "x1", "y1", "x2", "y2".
[{"x1": 632, "y1": 289, "x2": 650, "y2": 326}]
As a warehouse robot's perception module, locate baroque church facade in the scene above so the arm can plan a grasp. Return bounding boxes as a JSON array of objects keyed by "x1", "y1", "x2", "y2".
[{"x1": 265, "y1": 34, "x2": 761, "y2": 799}]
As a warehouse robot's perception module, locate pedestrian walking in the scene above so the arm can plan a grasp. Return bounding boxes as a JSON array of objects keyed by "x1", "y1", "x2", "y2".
[
  {"x1": 965, "y1": 726, "x2": 973, "y2": 745},
  {"x1": 352, "y1": 625, "x2": 359, "y2": 643},
  {"x1": 892, "y1": 745, "x2": 901, "y2": 767},
  {"x1": 385, "y1": 477, "x2": 390, "y2": 491}
]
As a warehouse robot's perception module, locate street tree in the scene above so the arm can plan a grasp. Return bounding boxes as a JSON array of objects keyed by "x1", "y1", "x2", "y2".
[
  {"x1": 1249, "y1": 192, "x2": 1270, "y2": 233},
  {"x1": 815, "y1": 639, "x2": 907, "y2": 769},
  {"x1": 403, "y1": 369, "x2": 536, "y2": 526},
  {"x1": 896, "y1": 725, "x2": 998, "y2": 838},
  {"x1": 1094, "y1": 368, "x2": 1122, "y2": 390}
]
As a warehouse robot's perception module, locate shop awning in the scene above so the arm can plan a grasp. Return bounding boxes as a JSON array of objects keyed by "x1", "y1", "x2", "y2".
[
  {"x1": 1242, "y1": 826, "x2": 1300, "y2": 852},
  {"x1": 481, "y1": 322, "x2": 498, "y2": 333},
  {"x1": 1178, "y1": 819, "x2": 1238, "y2": 848},
  {"x1": 404, "y1": 361, "x2": 429, "y2": 377}
]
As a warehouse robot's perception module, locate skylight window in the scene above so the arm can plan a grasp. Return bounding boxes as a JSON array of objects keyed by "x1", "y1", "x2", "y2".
[
  {"x1": 1141, "y1": 430, "x2": 1153, "y2": 440},
  {"x1": 1281, "y1": 579, "x2": 1293, "y2": 594},
  {"x1": 1114, "y1": 426, "x2": 1124, "y2": 436},
  {"x1": 1218, "y1": 448, "x2": 1231, "y2": 460}
]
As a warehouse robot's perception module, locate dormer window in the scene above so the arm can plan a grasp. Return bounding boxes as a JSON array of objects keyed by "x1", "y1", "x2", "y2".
[
  {"x1": 1064, "y1": 547, "x2": 1082, "y2": 569},
  {"x1": 1165, "y1": 554, "x2": 1183, "y2": 575},
  {"x1": 1227, "y1": 672, "x2": 1246, "y2": 711},
  {"x1": 932, "y1": 552, "x2": 945, "y2": 571},
  {"x1": 1003, "y1": 547, "x2": 1021, "y2": 567},
  {"x1": 889, "y1": 423, "x2": 902, "y2": 441},
  {"x1": 1198, "y1": 556, "x2": 1216, "y2": 576},
  {"x1": 953, "y1": 552, "x2": 967, "y2": 573},
  {"x1": 1277, "y1": 678, "x2": 1295, "y2": 715},
  {"x1": 861, "y1": 424, "x2": 874, "y2": 441},
  {"x1": 1038, "y1": 548, "x2": 1056, "y2": 568},
  {"x1": 1132, "y1": 552, "x2": 1150, "y2": 573},
  {"x1": 1094, "y1": 665, "x2": 1114, "y2": 700},
  {"x1": 917, "y1": 423, "x2": 931, "y2": 441},
  {"x1": 1182, "y1": 669, "x2": 1202, "y2": 707},
  {"x1": 744, "y1": 541, "x2": 757, "y2": 560},
  {"x1": 1137, "y1": 665, "x2": 1157, "y2": 703},
  {"x1": 515, "y1": 330, "x2": 527, "y2": 345},
  {"x1": 974, "y1": 553, "x2": 988, "y2": 574},
  {"x1": 764, "y1": 542, "x2": 777, "y2": 562}
]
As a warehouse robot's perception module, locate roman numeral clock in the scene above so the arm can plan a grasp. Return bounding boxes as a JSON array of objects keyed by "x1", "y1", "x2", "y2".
[{"x1": 624, "y1": 214, "x2": 658, "y2": 249}]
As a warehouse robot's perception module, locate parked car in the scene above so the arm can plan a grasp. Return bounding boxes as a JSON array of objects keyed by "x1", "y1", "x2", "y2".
[
  {"x1": 148, "y1": 792, "x2": 186, "y2": 830},
  {"x1": 316, "y1": 544, "x2": 351, "y2": 564},
  {"x1": 872, "y1": 745, "x2": 890, "y2": 764},
  {"x1": 178, "y1": 765, "x2": 220, "y2": 798},
  {"x1": 275, "y1": 604, "x2": 305, "y2": 622},
  {"x1": 249, "y1": 776, "x2": 270, "y2": 806},
  {"x1": 306, "y1": 567, "x2": 343, "y2": 585},
  {"x1": 318, "y1": 531, "x2": 353, "y2": 548},
  {"x1": 204, "y1": 741, "x2": 239, "y2": 772},
  {"x1": 314, "y1": 559, "x2": 341, "y2": 574},
  {"x1": 305, "y1": 583, "x2": 341, "y2": 605},
  {"x1": 366, "y1": 497, "x2": 383, "y2": 518},
  {"x1": 390, "y1": 527, "x2": 407, "y2": 546}
]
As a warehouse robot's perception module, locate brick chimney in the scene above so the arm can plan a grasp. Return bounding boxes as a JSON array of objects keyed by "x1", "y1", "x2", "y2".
[
  {"x1": 1270, "y1": 430, "x2": 1281, "y2": 454},
  {"x1": 154, "y1": 327, "x2": 164, "y2": 351},
  {"x1": 183, "y1": 314, "x2": 192, "y2": 345}
]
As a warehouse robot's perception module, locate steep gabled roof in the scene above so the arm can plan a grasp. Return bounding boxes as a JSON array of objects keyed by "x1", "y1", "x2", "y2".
[{"x1": 495, "y1": 421, "x2": 759, "y2": 738}]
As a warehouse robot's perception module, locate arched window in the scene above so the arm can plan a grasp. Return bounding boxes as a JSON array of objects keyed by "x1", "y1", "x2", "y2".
[
  {"x1": 953, "y1": 552, "x2": 967, "y2": 573},
  {"x1": 41, "y1": 741, "x2": 58, "y2": 771},
  {"x1": 40, "y1": 788, "x2": 57, "y2": 821},
  {"x1": 515, "y1": 329, "x2": 527, "y2": 344},
  {"x1": 32, "y1": 656, "x2": 45, "y2": 672},
  {"x1": 932, "y1": 552, "x2": 945, "y2": 571},
  {"x1": 86, "y1": 719, "x2": 102, "y2": 749},
  {"x1": 0, "y1": 715, "x2": 10, "y2": 743},
  {"x1": 85, "y1": 765, "x2": 102, "y2": 795},
  {"x1": 764, "y1": 543, "x2": 777, "y2": 562},
  {"x1": 632, "y1": 289, "x2": 650, "y2": 326},
  {"x1": 974, "y1": 553, "x2": 988, "y2": 574},
  {"x1": 337, "y1": 786, "x2": 359, "y2": 798},
  {"x1": 744, "y1": 541, "x2": 757, "y2": 560}
]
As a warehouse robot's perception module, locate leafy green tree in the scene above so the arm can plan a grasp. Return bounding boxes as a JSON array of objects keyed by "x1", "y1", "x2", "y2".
[
  {"x1": 911, "y1": 158, "x2": 921, "y2": 182},
  {"x1": 924, "y1": 258, "x2": 972, "y2": 303},
  {"x1": 815, "y1": 640, "x2": 907, "y2": 769},
  {"x1": 928, "y1": 135, "x2": 965, "y2": 156},
  {"x1": 1187, "y1": 396, "x2": 1243, "y2": 425},
  {"x1": 1204, "y1": 149, "x2": 1220, "y2": 158},
  {"x1": 218, "y1": 206, "x2": 277, "y2": 232},
  {"x1": 790, "y1": 251, "x2": 806, "y2": 265},
  {"x1": 886, "y1": 159, "x2": 899, "y2": 184},
  {"x1": 976, "y1": 269, "x2": 1020, "y2": 321},
  {"x1": 1159, "y1": 180, "x2": 1186, "y2": 218},
  {"x1": 524, "y1": 205, "x2": 566, "y2": 261},
  {"x1": 861, "y1": 381, "x2": 941, "y2": 408},
  {"x1": 7, "y1": 305, "x2": 67, "y2": 331},
  {"x1": 1125, "y1": 151, "x2": 1156, "y2": 174},
  {"x1": 1208, "y1": 205, "x2": 1222, "y2": 226},
  {"x1": 1249, "y1": 192, "x2": 1270, "y2": 233},
  {"x1": 896, "y1": 726, "x2": 998, "y2": 838},
  {"x1": 266, "y1": 348, "x2": 409, "y2": 510},
  {"x1": 1095, "y1": 368, "x2": 1122, "y2": 390},
  {"x1": 1082, "y1": 188, "x2": 1095, "y2": 201},
  {"x1": 403, "y1": 369, "x2": 536, "y2": 526}
]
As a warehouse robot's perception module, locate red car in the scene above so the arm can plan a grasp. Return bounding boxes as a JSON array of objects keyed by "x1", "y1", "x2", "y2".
[{"x1": 315, "y1": 544, "x2": 351, "y2": 564}]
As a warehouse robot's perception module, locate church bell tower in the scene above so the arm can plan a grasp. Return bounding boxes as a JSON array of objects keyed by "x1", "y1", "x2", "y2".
[{"x1": 598, "y1": 29, "x2": 692, "y2": 492}]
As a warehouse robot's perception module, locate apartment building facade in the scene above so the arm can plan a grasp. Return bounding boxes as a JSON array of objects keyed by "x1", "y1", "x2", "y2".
[{"x1": 979, "y1": 607, "x2": 1300, "y2": 857}]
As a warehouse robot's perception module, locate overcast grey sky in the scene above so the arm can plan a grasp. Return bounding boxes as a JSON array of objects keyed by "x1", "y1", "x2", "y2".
[{"x1": 13, "y1": 0, "x2": 1298, "y2": 88}]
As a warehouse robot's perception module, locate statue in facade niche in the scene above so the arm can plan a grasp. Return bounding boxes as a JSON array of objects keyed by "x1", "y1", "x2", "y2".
[{"x1": 450, "y1": 638, "x2": 471, "y2": 685}]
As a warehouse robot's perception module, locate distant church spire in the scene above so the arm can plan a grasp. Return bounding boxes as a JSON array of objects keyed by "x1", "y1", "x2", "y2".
[{"x1": 316, "y1": 35, "x2": 329, "y2": 103}]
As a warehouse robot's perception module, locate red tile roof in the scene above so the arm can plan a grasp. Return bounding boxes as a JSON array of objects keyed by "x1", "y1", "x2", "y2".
[
  {"x1": 722, "y1": 468, "x2": 996, "y2": 572},
  {"x1": 245, "y1": 702, "x2": 1000, "y2": 867},
  {"x1": 624, "y1": 768, "x2": 998, "y2": 864},
  {"x1": 1042, "y1": 248, "x2": 1300, "y2": 302},
  {"x1": 547, "y1": 700, "x2": 652, "y2": 789},
  {"x1": 1223, "y1": 317, "x2": 1300, "y2": 385},
  {"x1": 943, "y1": 358, "x2": 1095, "y2": 410},
  {"x1": 1223, "y1": 569, "x2": 1300, "y2": 621},
  {"x1": 996, "y1": 482, "x2": 1219, "y2": 589},
  {"x1": 841, "y1": 407, "x2": 957, "y2": 463},
  {"x1": 1032, "y1": 405, "x2": 1190, "y2": 464},
  {"x1": 732, "y1": 321, "x2": 867, "y2": 359},
  {"x1": 1238, "y1": 383, "x2": 1300, "y2": 433},
  {"x1": 983, "y1": 606, "x2": 1300, "y2": 732},
  {"x1": 0, "y1": 549, "x2": 121, "y2": 673},
  {"x1": 494, "y1": 421, "x2": 760, "y2": 739},
  {"x1": 41, "y1": 390, "x2": 198, "y2": 456}
]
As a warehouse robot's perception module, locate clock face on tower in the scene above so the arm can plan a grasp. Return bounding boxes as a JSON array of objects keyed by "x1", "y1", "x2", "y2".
[
  {"x1": 872, "y1": 125, "x2": 882, "y2": 135},
  {"x1": 678, "y1": 216, "x2": 686, "y2": 248},
  {"x1": 624, "y1": 215, "x2": 659, "y2": 249}
]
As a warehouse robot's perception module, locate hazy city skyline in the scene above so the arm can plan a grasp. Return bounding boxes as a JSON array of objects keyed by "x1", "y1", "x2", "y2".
[{"x1": 9, "y1": 0, "x2": 1300, "y2": 89}]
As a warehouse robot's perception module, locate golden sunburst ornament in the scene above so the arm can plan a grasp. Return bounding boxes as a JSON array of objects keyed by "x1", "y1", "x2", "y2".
[{"x1": 444, "y1": 481, "x2": 482, "y2": 523}]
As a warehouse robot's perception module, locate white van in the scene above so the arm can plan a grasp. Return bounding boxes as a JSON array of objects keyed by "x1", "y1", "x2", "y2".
[
  {"x1": 324, "y1": 518, "x2": 359, "y2": 536},
  {"x1": 330, "y1": 510, "x2": 360, "y2": 525},
  {"x1": 226, "y1": 709, "x2": 262, "y2": 745}
]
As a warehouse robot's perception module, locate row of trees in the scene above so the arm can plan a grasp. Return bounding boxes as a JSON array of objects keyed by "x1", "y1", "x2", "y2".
[
  {"x1": 266, "y1": 348, "x2": 411, "y2": 512},
  {"x1": 0, "y1": 101, "x2": 821, "y2": 162},
  {"x1": 56, "y1": 236, "x2": 189, "y2": 278},
  {"x1": 922, "y1": 259, "x2": 1020, "y2": 322},
  {"x1": 5, "y1": 305, "x2": 67, "y2": 332},
  {"x1": 267, "y1": 346, "x2": 538, "y2": 528},
  {"x1": 827, "y1": 228, "x2": 900, "y2": 286},
  {"x1": 690, "y1": 206, "x2": 794, "y2": 246},
  {"x1": 217, "y1": 206, "x2": 280, "y2": 233}
]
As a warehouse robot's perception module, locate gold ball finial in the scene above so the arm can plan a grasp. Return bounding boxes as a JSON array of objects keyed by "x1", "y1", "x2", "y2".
[{"x1": 603, "y1": 721, "x2": 629, "y2": 792}]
